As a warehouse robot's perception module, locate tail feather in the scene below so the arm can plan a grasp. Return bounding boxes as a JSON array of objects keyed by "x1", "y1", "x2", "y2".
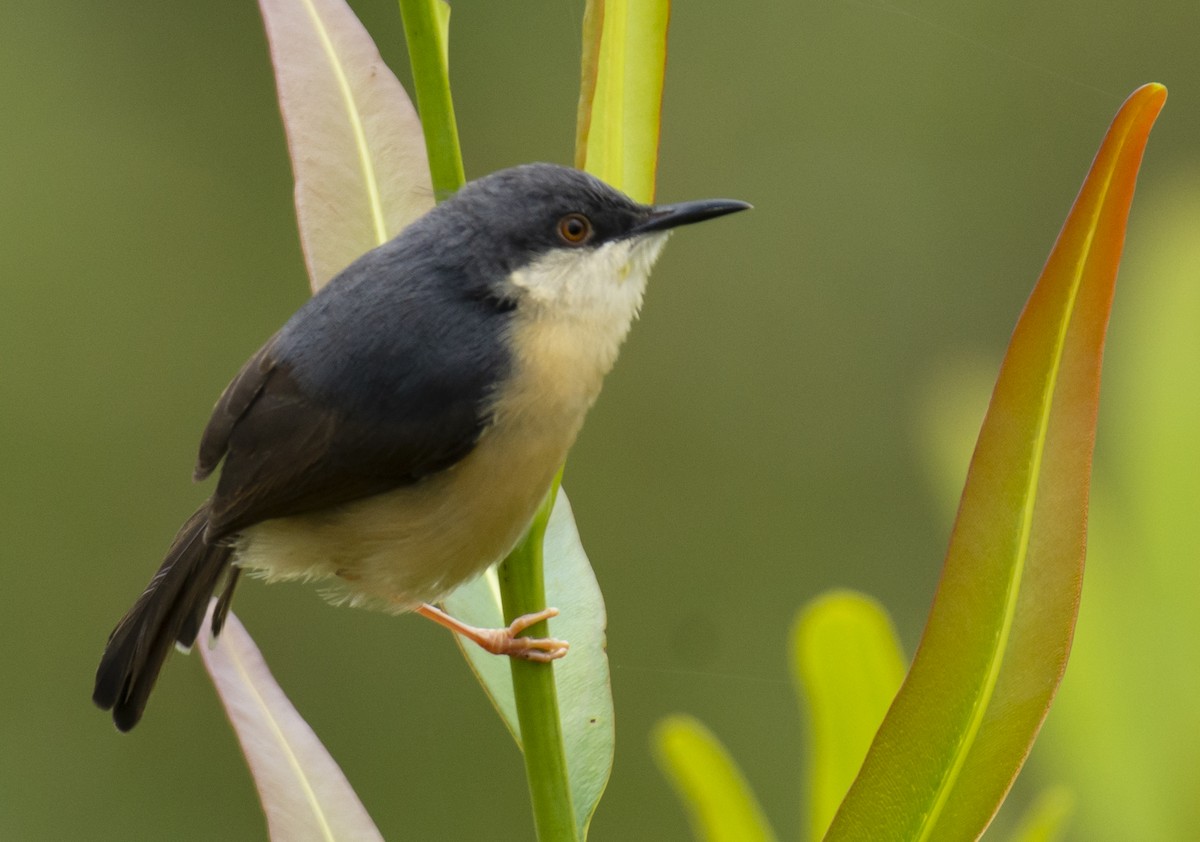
[{"x1": 93, "y1": 503, "x2": 237, "y2": 731}]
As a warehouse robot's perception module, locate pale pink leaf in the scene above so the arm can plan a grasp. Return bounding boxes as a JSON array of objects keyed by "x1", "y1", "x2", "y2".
[
  {"x1": 258, "y1": 0, "x2": 434, "y2": 291},
  {"x1": 199, "y1": 603, "x2": 384, "y2": 842}
]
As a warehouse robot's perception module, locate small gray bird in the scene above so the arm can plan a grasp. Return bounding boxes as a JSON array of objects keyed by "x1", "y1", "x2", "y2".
[{"x1": 93, "y1": 163, "x2": 749, "y2": 731}]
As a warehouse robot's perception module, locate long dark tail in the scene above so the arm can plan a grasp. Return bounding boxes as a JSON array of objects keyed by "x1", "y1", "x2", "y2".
[{"x1": 93, "y1": 503, "x2": 240, "y2": 731}]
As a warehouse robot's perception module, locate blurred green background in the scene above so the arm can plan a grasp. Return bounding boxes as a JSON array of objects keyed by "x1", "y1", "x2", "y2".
[{"x1": 2, "y1": 1, "x2": 1197, "y2": 839}]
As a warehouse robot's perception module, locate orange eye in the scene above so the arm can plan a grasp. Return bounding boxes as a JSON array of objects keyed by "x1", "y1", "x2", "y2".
[{"x1": 557, "y1": 213, "x2": 593, "y2": 245}]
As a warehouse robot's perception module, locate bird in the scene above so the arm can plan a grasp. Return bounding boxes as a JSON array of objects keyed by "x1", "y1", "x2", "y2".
[{"x1": 93, "y1": 162, "x2": 750, "y2": 731}]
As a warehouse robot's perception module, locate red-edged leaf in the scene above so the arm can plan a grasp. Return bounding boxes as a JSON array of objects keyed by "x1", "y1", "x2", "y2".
[{"x1": 826, "y1": 84, "x2": 1166, "y2": 841}]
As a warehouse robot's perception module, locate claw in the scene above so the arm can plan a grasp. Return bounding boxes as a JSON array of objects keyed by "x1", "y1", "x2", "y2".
[{"x1": 416, "y1": 603, "x2": 570, "y2": 661}]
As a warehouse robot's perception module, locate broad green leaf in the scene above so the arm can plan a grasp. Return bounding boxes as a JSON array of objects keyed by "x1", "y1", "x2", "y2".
[
  {"x1": 258, "y1": 0, "x2": 433, "y2": 290},
  {"x1": 443, "y1": 490, "x2": 615, "y2": 838},
  {"x1": 575, "y1": 0, "x2": 670, "y2": 203},
  {"x1": 653, "y1": 715, "x2": 779, "y2": 842},
  {"x1": 791, "y1": 591, "x2": 906, "y2": 841},
  {"x1": 1007, "y1": 787, "x2": 1074, "y2": 842},
  {"x1": 198, "y1": 606, "x2": 384, "y2": 842},
  {"x1": 913, "y1": 191, "x2": 1200, "y2": 839},
  {"x1": 825, "y1": 84, "x2": 1166, "y2": 841}
]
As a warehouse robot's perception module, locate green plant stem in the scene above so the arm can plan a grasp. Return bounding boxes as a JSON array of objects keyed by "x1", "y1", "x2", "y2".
[
  {"x1": 397, "y1": 0, "x2": 466, "y2": 200},
  {"x1": 398, "y1": 5, "x2": 576, "y2": 838},
  {"x1": 499, "y1": 474, "x2": 578, "y2": 842}
]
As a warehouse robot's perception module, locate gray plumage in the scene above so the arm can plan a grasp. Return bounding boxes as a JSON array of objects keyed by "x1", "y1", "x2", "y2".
[{"x1": 94, "y1": 163, "x2": 749, "y2": 731}]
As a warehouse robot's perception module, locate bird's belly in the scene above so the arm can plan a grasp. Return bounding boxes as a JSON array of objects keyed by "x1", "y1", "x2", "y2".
[{"x1": 232, "y1": 416, "x2": 573, "y2": 611}]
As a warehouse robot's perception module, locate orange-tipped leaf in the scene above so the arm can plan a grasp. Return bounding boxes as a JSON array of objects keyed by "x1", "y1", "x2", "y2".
[{"x1": 825, "y1": 84, "x2": 1166, "y2": 841}]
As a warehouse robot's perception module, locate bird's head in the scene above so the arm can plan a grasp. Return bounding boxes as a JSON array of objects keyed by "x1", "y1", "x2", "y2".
[{"x1": 428, "y1": 164, "x2": 750, "y2": 324}]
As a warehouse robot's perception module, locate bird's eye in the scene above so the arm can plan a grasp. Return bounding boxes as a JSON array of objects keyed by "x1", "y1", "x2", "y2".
[{"x1": 557, "y1": 213, "x2": 593, "y2": 245}]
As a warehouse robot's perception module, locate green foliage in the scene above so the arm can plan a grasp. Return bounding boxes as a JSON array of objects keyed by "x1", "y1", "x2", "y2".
[
  {"x1": 403, "y1": 0, "x2": 673, "y2": 836},
  {"x1": 791, "y1": 592, "x2": 905, "y2": 841},
  {"x1": 198, "y1": 9, "x2": 1175, "y2": 840},
  {"x1": 445, "y1": 491, "x2": 615, "y2": 838},
  {"x1": 654, "y1": 715, "x2": 779, "y2": 842},
  {"x1": 826, "y1": 85, "x2": 1165, "y2": 842},
  {"x1": 1034, "y1": 177, "x2": 1200, "y2": 839},
  {"x1": 575, "y1": 0, "x2": 670, "y2": 203},
  {"x1": 654, "y1": 86, "x2": 1166, "y2": 841},
  {"x1": 396, "y1": 0, "x2": 463, "y2": 200},
  {"x1": 913, "y1": 181, "x2": 1200, "y2": 840}
]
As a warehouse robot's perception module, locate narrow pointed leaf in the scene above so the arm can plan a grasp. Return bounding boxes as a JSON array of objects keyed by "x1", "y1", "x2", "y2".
[
  {"x1": 258, "y1": 0, "x2": 433, "y2": 291},
  {"x1": 791, "y1": 591, "x2": 906, "y2": 841},
  {"x1": 199, "y1": 605, "x2": 384, "y2": 842},
  {"x1": 574, "y1": 0, "x2": 603, "y2": 174},
  {"x1": 653, "y1": 715, "x2": 779, "y2": 842},
  {"x1": 825, "y1": 84, "x2": 1166, "y2": 841},
  {"x1": 575, "y1": 0, "x2": 670, "y2": 203},
  {"x1": 443, "y1": 490, "x2": 615, "y2": 838}
]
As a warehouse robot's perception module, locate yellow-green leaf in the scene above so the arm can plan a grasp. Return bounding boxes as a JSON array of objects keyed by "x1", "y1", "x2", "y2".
[
  {"x1": 575, "y1": 0, "x2": 670, "y2": 203},
  {"x1": 791, "y1": 591, "x2": 906, "y2": 841},
  {"x1": 825, "y1": 84, "x2": 1166, "y2": 841},
  {"x1": 653, "y1": 715, "x2": 779, "y2": 842}
]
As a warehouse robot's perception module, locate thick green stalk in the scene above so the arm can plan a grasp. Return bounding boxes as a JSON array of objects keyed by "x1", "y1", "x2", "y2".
[
  {"x1": 498, "y1": 475, "x2": 579, "y2": 842},
  {"x1": 398, "y1": 6, "x2": 578, "y2": 837},
  {"x1": 397, "y1": 0, "x2": 465, "y2": 200}
]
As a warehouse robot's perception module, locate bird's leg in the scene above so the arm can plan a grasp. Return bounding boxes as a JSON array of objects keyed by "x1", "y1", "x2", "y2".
[{"x1": 417, "y1": 603, "x2": 570, "y2": 662}]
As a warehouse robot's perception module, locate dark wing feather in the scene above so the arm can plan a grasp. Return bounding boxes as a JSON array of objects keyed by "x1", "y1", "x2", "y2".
[
  {"x1": 195, "y1": 334, "x2": 280, "y2": 482},
  {"x1": 198, "y1": 337, "x2": 492, "y2": 540}
]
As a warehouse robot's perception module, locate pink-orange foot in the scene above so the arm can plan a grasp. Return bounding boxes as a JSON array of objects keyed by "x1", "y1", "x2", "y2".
[{"x1": 417, "y1": 603, "x2": 569, "y2": 662}]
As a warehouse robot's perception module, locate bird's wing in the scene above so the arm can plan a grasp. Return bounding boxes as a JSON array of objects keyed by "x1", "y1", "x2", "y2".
[{"x1": 195, "y1": 334, "x2": 491, "y2": 539}]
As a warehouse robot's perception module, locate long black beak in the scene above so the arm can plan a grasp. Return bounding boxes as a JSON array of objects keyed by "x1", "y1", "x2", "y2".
[{"x1": 630, "y1": 198, "x2": 752, "y2": 235}]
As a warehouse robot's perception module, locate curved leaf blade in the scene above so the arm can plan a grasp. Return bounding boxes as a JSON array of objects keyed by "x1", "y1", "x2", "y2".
[
  {"x1": 258, "y1": 0, "x2": 433, "y2": 290},
  {"x1": 443, "y1": 490, "x2": 615, "y2": 838},
  {"x1": 199, "y1": 605, "x2": 384, "y2": 842},
  {"x1": 791, "y1": 591, "x2": 906, "y2": 841},
  {"x1": 575, "y1": 0, "x2": 670, "y2": 203},
  {"x1": 653, "y1": 715, "x2": 779, "y2": 842},
  {"x1": 825, "y1": 84, "x2": 1166, "y2": 841}
]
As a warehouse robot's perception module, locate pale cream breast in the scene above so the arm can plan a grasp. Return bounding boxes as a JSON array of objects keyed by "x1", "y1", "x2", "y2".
[{"x1": 233, "y1": 233, "x2": 666, "y2": 610}]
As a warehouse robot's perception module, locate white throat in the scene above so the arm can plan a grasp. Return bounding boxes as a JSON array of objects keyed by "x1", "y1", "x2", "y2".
[
  {"x1": 509, "y1": 232, "x2": 668, "y2": 349},
  {"x1": 501, "y1": 232, "x2": 670, "y2": 422}
]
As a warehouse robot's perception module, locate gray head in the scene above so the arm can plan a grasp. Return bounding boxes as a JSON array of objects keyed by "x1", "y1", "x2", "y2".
[
  {"x1": 393, "y1": 163, "x2": 749, "y2": 331},
  {"x1": 424, "y1": 163, "x2": 750, "y2": 277}
]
